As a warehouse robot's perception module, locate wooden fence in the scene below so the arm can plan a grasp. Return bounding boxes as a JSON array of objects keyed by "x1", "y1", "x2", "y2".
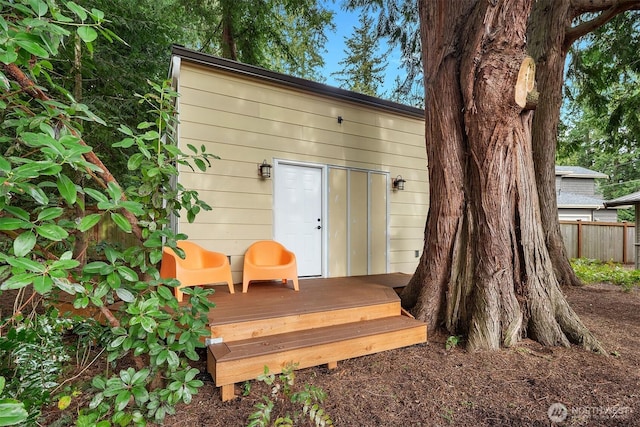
[
  {"x1": 560, "y1": 221, "x2": 636, "y2": 264},
  {"x1": 89, "y1": 214, "x2": 141, "y2": 250}
]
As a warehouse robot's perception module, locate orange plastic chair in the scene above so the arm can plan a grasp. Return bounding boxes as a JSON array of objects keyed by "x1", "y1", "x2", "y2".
[
  {"x1": 160, "y1": 241, "x2": 234, "y2": 302},
  {"x1": 242, "y1": 240, "x2": 299, "y2": 293}
]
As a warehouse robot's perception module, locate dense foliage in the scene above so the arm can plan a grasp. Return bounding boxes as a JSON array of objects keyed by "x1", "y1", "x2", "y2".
[
  {"x1": 572, "y1": 258, "x2": 640, "y2": 292},
  {"x1": 560, "y1": 12, "x2": 640, "y2": 220},
  {"x1": 0, "y1": 1, "x2": 216, "y2": 425},
  {"x1": 247, "y1": 365, "x2": 333, "y2": 427},
  {"x1": 343, "y1": 0, "x2": 423, "y2": 106},
  {"x1": 177, "y1": 0, "x2": 333, "y2": 82}
]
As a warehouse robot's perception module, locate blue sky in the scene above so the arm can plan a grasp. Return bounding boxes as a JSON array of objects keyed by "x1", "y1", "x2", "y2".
[{"x1": 320, "y1": 4, "x2": 403, "y2": 95}]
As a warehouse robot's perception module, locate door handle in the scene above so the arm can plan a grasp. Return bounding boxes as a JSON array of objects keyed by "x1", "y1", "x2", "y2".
[{"x1": 317, "y1": 225, "x2": 322, "y2": 229}]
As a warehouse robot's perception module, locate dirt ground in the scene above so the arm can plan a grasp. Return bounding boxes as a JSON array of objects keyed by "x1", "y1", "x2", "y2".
[
  {"x1": 159, "y1": 283, "x2": 640, "y2": 427},
  {"x1": 10, "y1": 282, "x2": 638, "y2": 426}
]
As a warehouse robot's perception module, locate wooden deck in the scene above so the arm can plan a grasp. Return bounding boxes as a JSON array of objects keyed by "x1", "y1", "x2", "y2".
[{"x1": 202, "y1": 273, "x2": 427, "y2": 401}]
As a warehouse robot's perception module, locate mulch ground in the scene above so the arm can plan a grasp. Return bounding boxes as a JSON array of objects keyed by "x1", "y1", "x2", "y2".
[
  {"x1": 160, "y1": 283, "x2": 640, "y2": 426},
  {"x1": 16, "y1": 281, "x2": 638, "y2": 426}
]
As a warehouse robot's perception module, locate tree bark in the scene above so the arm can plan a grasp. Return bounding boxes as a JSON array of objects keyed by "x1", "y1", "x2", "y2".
[
  {"x1": 72, "y1": 34, "x2": 88, "y2": 268},
  {"x1": 527, "y1": 0, "x2": 582, "y2": 287},
  {"x1": 401, "y1": 0, "x2": 474, "y2": 333},
  {"x1": 403, "y1": 0, "x2": 604, "y2": 353},
  {"x1": 221, "y1": 1, "x2": 238, "y2": 60}
]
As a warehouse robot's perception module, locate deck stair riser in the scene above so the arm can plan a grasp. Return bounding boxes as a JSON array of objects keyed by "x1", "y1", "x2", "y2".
[
  {"x1": 210, "y1": 301, "x2": 400, "y2": 341},
  {"x1": 208, "y1": 316, "x2": 426, "y2": 387}
]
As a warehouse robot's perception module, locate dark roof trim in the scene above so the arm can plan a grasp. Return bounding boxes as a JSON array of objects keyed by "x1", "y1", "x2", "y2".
[
  {"x1": 171, "y1": 45, "x2": 425, "y2": 119},
  {"x1": 605, "y1": 190, "x2": 640, "y2": 207}
]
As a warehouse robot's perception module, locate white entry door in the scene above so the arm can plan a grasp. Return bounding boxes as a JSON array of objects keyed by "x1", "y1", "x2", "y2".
[{"x1": 274, "y1": 163, "x2": 323, "y2": 276}]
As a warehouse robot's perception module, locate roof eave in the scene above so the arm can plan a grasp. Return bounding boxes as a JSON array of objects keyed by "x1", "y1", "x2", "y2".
[
  {"x1": 171, "y1": 45, "x2": 425, "y2": 119},
  {"x1": 558, "y1": 205, "x2": 605, "y2": 209}
]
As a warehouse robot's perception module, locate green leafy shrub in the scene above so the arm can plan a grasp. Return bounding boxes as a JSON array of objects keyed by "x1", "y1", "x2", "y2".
[
  {"x1": 0, "y1": 376, "x2": 28, "y2": 426},
  {"x1": 572, "y1": 258, "x2": 640, "y2": 291},
  {"x1": 445, "y1": 335, "x2": 462, "y2": 350},
  {"x1": 247, "y1": 364, "x2": 333, "y2": 427},
  {"x1": 0, "y1": 310, "x2": 73, "y2": 422},
  {"x1": 0, "y1": 1, "x2": 217, "y2": 424}
]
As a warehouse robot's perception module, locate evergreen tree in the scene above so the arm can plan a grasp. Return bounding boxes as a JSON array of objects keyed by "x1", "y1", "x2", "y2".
[
  {"x1": 559, "y1": 12, "x2": 640, "y2": 220},
  {"x1": 177, "y1": 0, "x2": 333, "y2": 80},
  {"x1": 267, "y1": 10, "x2": 334, "y2": 82},
  {"x1": 344, "y1": 0, "x2": 422, "y2": 104},
  {"x1": 332, "y1": 12, "x2": 386, "y2": 97}
]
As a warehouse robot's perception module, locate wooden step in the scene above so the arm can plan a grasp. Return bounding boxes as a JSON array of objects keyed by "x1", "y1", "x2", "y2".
[
  {"x1": 210, "y1": 301, "x2": 400, "y2": 342},
  {"x1": 208, "y1": 281, "x2": 403, "y2": 341},
  {"x1": 207, "y1": 315, "x2": 427, "y2": 398}
]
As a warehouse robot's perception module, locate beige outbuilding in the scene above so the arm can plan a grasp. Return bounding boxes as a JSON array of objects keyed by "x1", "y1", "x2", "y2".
[{"x1": 169, "y1": 46, "x2": 428, "y2": 284}]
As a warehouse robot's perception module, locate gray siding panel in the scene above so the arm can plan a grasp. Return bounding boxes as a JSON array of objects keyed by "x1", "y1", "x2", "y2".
[{"x1": 559, "y1": 177, "x2": 596, "y2": 196}]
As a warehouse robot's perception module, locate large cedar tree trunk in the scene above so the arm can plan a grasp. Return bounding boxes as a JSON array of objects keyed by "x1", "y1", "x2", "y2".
[
  {"x1": 402, "y1": 0, "x2": 603, "y2": 352},
  {"x1": 528, "y1": 0, "x2": 581, "y2": 286}
]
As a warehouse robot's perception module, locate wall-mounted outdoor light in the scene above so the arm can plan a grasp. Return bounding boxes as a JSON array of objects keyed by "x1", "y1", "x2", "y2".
[
  {"x1": 337, "y1": 115, "x2": 344, "y2": 124},
  {"x1": 258, "y1": 159, "x2": 272, "y2": 179},
  {"x1": 392, "y1": 175, "x2": 406, "y2": 191}
]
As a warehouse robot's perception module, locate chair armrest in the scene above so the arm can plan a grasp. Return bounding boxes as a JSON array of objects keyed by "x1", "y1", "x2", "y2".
[
  {"x1": 282, "y1": 250, "x2": 296, "y2": 265},
  {"x1": 202, "y1": 250, "x2": 228, "y2": 267}
]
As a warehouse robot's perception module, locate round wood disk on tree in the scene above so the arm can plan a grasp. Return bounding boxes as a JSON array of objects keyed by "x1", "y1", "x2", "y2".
[{"x1": 515, "y1": 56, "x2": 536, "y2": 108}]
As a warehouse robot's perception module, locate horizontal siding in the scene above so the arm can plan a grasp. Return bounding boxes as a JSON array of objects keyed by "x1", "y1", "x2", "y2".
[
  {"x1": 180, "y1": 86, "x2": 423, "y2": 149},
  {"x1": 389, "y1": 227, "x2": 424, "y2": 240},
  {"x1": 179, "y1": 66, "x2": 425, "y2": 135},
  {"x1": 391, "y1": 262, "x2": 419, "y2": 274},
  {"x1": 593, "y1": 209, "x2": 618, "y2": 222},
  {"x1": 199, "y1": 191, "x2": 272, "y2": 210},
  {"x1": 178, "y1": 120, "x2": 427, "y2": 172},
  {"x1": 389, "y1": 214, "x2": 427, "y2": 229},
  {"x1": 391, "y1": 239, "x2": 425, "y2": 251},
  {"x1": 558, "y1": 177, "x2": 596, "y2": 196},
  {"x1": 175, "y1": 61, "x2": 428, "y2": 278},
  {"x1": 179, "y1": 223, "x2": 272, "y2": 240},
  {"x1": 179, "y1": 171, "x2": 273, "y2": 194},
  {"x1": 193, "y1": 208, "x2": 273, "y2": 225},
  {"x1": 389, "y1": 202, "x2": 429, "y2": 216}
]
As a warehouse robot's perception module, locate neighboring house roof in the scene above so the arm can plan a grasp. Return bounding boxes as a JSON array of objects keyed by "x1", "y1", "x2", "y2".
[
  {"x1": 557, "y1": 192, "x2": 606, "y2": 209},
  {"x1": 604, "y1": 191, "x2": 640, "y2": 208},
  {"x1": 555, "y1": 165, "x2": 613, "y2": 210},
  {"x1": 555, "y1": 165, "x2": 609, "y2": 179}
]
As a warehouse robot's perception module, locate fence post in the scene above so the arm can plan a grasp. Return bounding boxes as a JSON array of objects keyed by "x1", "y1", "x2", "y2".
[
  {"x1": 576, "y1": 220, "x2": 582, "y2": 259},
  {"x1": 623, "y1": 222, "x2": 628, "y2": 264},
  {"x1": 636, "y1": 206, "x2": 640, "y2": 269}
]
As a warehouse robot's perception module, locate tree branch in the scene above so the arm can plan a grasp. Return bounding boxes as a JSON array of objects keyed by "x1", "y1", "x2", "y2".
[
  {"x1": 0, "y1": 230, "x2": 59, "y2": 260},
  {"x1": 570, "y1": 0, "x2": 640, "y2": 13},
  {"x1": 2, "y1": 63, "x2": 144, "y2": 241},
  {"x1": 0, "y1": 290, "x2": 40, "y2": 333},
  {"x1": 2, "y1": 63, "x2": 49, "y2": 99},
  {"x1": 566, "y1": 1, "x2": 640, "y2": 49},
  {"x1": 99, "y1": 305, "x2": 121, "y2": 328}
]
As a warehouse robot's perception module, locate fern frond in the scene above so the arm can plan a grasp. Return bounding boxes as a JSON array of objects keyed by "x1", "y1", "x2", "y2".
[{"x1": 247, "y1": 397, "x2": 274, "y2": 427}]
